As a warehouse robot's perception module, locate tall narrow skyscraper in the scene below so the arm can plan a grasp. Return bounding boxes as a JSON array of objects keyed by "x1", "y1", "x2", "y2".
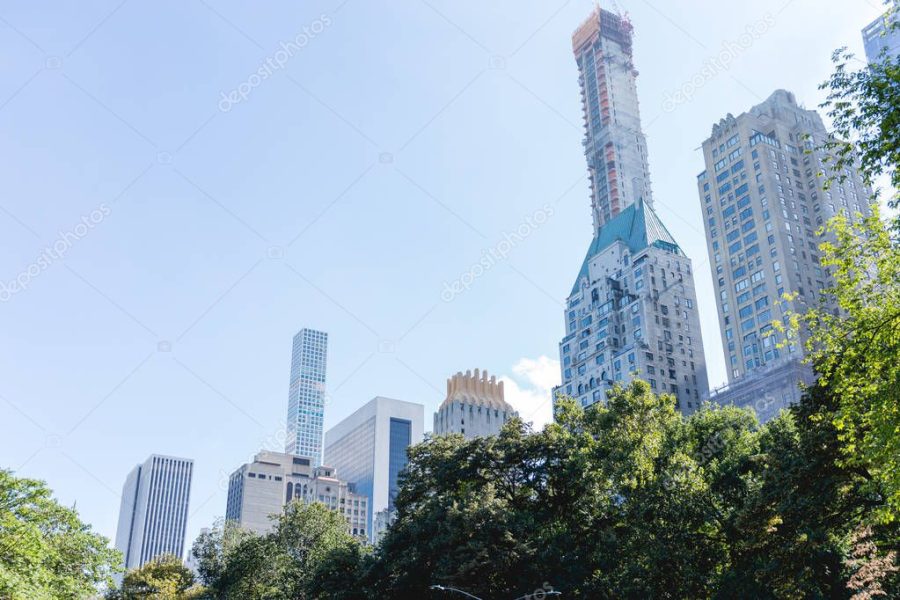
[
  {"x1": 556, "y1": 8, "x2": 709, "y2": 413},
  {"x1": 114, "y1": 454, "x2": 193, "y2": 571},
  {"x1": 697, "y1": 90, "x2": 873, "y2": 421},
  {"x1": 573, "y1": 10, "x2": 651, "y2": 231},
  {"x1": 285, "y1": 328, "x2": 328, "y2": 465}
]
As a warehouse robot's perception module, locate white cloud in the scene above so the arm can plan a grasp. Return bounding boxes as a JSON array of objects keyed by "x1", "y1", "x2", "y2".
[{"x1": 500, "y1": 355, "x2": 561, "y2": 431}]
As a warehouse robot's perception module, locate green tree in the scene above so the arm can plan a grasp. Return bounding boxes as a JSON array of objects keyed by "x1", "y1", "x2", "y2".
[
  {"x1": 107, "y1": 554, "x2": 205, "y2": 600},
  {"x1": 0, "y1": 469, "x2": 121, "y2": 599},
  {"x1": 363, "y1": 381, "x2": 899, "y2": 598},
  {"x1": 784, "y1": 209, "x2": 900, "y2": 522},
  {"x1": 189, "y1": 518, "x2": 256, "y2": 597},
  {"x1": 192, "y1": 502, "x2": 365, "y2": 599},
  {"x1": 819, "y1": 6, "x2": 900, "y2": 234},
  {"x1": 269, "y1": 501, "x2": 363, "y2": 599},
  {"x1": 371, "y1": 382, "x2": 766, "y2": 598},
  {"x1": 798, "y1": 7, "x2": 900, "y2": 523},
  {"x1": 719, "y1": 384, "x2": 893, "y2": 597},
  {"x1": 305, "y1": 543, "x2": 372, "y2": 600}
]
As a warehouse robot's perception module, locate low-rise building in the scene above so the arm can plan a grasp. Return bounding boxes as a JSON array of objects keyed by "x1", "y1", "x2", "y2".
[{"x1": 225, "y1": 450, "x2": 367, "y2": 538}]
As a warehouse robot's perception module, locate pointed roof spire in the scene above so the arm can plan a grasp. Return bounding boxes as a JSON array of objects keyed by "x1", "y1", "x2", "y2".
[{"x1": 570, "y1": 198, "x2": 682, "y2": 294}]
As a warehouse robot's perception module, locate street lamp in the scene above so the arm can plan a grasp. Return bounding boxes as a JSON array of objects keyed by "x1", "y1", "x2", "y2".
[{"x1": 429, "y1": 585, "x2": 483, "y2": 600}]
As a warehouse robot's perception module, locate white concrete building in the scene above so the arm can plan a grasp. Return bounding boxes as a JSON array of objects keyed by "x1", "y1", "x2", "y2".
[
  {"x1": 225, "y1": 450, "x2": 367, "y2": 538},
  {"x1": 434, "y1": 369, "x2": 517, "y2": 438},
  {"x1": 114, "y1": 454, "x2": 193, "y2": 571},
  {"x1": 324, "y1": 397, "x2": 424, "y2": 542}
]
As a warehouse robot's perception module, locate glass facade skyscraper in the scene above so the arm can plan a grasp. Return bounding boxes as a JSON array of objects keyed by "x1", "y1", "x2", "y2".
[
  {"x1": 387, "y1": 417, "x2": 411, "y2": 512},
  {"x1": 862, "y1": 7, "x2": 900, "y2": 64},
  {"x1": 285, "y1": 328, "x2": 328, "y2": 466},
  {"x1": 114, "y1": 454, "x2": 193, "y2": 572},
  {"x1": 324, "y1": 396, "x2": 423, "y2": 542},
  {"x1": 556, "y1": 8, "x2": 709, "y2": 414}
]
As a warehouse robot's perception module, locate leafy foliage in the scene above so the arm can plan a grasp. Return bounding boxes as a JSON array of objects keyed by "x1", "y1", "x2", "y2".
[
  {"x1": 191, "y1": 501, "x2": 367, "y2": 599},
  {"x1": 0, "y1": 469, "x2": 121, "y2": 599},
  {"x1": 349, "y1": 382, "x2": 898, "y2": 598},
  {"x1": 784, "y1": 209, "x2": 900, "y2": 523},
  {"x1": 819, "y1": 5, "x2": 900, "y2": 234},
  {"x1": 782, "y1": 17, "x2": 900, "y2": 523},
  {"x1": 106, "y1": 554, "x2": 205, "y2": 600}
]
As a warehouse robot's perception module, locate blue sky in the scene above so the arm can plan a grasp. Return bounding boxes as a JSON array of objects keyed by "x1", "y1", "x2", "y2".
[{"x1": 0, "y1": 0, "x2": 888, "y2": 553}]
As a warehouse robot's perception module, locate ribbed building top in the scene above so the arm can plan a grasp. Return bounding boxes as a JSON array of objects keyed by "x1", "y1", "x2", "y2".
[{"x1": 439, "y1": 369, "x2": 513, "y2": 412}]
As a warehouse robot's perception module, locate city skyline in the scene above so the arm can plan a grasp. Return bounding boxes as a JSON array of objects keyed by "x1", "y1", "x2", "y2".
[{"x1": 0, "y1": 0, "x2": 890, "y2": 557}]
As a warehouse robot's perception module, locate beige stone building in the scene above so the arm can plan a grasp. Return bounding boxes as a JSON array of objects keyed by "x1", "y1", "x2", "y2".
[
  {"x1": 433, "y1": 369, "x2": 517, "y2": 438},
  {"x1": 697, "y1": 90, "x2": 873, "y2": 420},
  {"x1": 225, "y1": 450, "x2": 367, "y2": 539}
]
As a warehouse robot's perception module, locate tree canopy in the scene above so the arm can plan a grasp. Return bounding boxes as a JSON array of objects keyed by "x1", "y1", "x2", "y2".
[
  {"x1": 353, "y1": 382, "x2": 898, "y2": 598},
  {"x1": 190, "y1": 501, "x2": 368, "y2": 600},
  {"x1": 0, "y1": 469, "x2": 121, "y2": 599},
  {"x1": 106, "y1": 554, "x2": 205, "y2": 600}
]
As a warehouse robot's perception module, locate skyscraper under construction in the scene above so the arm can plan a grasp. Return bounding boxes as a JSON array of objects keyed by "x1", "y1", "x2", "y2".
[{"x1": 556, "y1": 7, "x2": 709, "y2": 413}]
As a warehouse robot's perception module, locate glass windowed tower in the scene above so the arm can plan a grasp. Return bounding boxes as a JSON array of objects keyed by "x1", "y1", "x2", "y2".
[
  {"x1": 324, "y1": 396, "x2": 424, "y2": 542},
  {"x1": 285, "y1": 328, "x2": 328, "y2": 465}
]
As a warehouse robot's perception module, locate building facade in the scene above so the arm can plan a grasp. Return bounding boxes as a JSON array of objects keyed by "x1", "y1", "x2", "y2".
[
  {"x1": 573, "y1": 9, "x2": 651, "y2": 231},
  {"x1": 114, "y1": 454, "x2": 193, "y2": 571},
  {"x1": 225, "y1": 450, "x2": 367, "y2": 538},
  {"x1": 434, "y1": 369, "x2": 517, "y2": 437},
  {"x1": 324, "y1": 397, "x2": 424, "y2": 542},
  {"x1": 862, "y1": 6, "x2": 900, "y2": 63},
  {"x1": 697, "y1": 89, "x2": 873, "y2": 419},
  {"x1": 556, "y1": 8, "x2": 709, "y2": 414},
  {"x1": 285, "y1": 328, "x2": 328, "y2": 465}
]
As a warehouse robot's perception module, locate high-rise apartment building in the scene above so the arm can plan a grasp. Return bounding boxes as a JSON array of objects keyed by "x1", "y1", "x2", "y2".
[
  {"x1": 697, "y1": 89, "x2": 873, "y2": 421},
  {"x1": 225, "y1": 450, "x2": 367, "y2": 538},
  {"x1": 324, "y1": 397, "x2": 424, "y2": 542},
  {"x1": 433, "y1": 369, "x2": 517, "y2": 438},
  {"x1": 285, "y1": 328, "x2": 328, "y2": 465},
  {"x1": 556, "y1": 8, "x2": 709, "y2": 413},
  {"x1": 863, "y1": 5, "x2": 900, "y2": 63},
  {"x1": 114, "y1": 454, "x2": 193, "y2": 571}
]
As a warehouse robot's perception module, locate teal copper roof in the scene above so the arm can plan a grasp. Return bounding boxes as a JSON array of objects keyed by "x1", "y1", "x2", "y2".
[{"x1": 570, "y1": 198, "x2": 680, "y2": 296}]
